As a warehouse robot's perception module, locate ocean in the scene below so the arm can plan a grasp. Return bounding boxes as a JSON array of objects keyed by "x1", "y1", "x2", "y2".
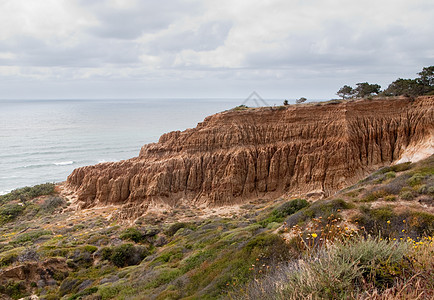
[{"x1": 0, "y1": 98, "x2": 285, "y2": 194}]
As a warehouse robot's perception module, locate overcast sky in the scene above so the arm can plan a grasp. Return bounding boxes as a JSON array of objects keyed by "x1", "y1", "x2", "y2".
[{"x1": 0, "y1": 0, "x2": 433, "y2": 100}]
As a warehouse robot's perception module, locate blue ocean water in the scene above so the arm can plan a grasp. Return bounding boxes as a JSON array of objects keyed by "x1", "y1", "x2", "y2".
[{"x1": 0, "y1": 98, "x2": 285, "y2": 194}]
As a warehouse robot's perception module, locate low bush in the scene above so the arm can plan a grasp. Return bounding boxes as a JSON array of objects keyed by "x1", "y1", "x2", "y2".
[
  {"x1": 259, "y1": 199, "x2": 308, "y2": 227},
  {"x1": 242, "y1": 237, "x2": 410, "y2": 299},
  {"x1": 353, "y1": 206, "x2": 434, "y2": 238},
  {"x1": 285, "y1": 199, "x2": 352, "y2": 226},
  {"x1": 384, "y1": 195, "x2": 396, "y2": 202},
  {"x1": 400, "y1": 190, "x2": 415, "y2": 200},
  {"x1": 0, "y1": 204, "x2": 25, "y2": 224},
  {"x1": 381, "y1": 174, "x2": 412, "y2": 195},
  {"x1": 0, "y1": 251, "x2": 19, "y2": 267},
  {"x1": 12, "y1": 230, "x2": 51, "y2": 245},
  {"x1": 120, "y1": 227, "x2": 143, "y2": 243},
  {"x1": 391, "y1": 162, "x2": 412, "y2": 172},
  {"x1": 165, "y1": 222, "x2": 195, "y2": 237},
  {"x1": 40, "y1": 196, "x2": 66, "y2": 212},
  {"x1": 154, "y1": 248, "x2": 183, "y2": 264},
  {"x1": 361, "y1": 189, "x2": 388, "y2": 202},
  {"x1": 67, "y1": 247, "x2": 96, "y2": 269},
  {"x1": 0, "y1": 281, "x2": 27, "y2": 299},
  {"x1": 408, "y1": 173, "x2": 425, "y2": 187},
  {"x1": 102, "y1": 243, "x2": 148, "y2": 267},
  {"x1": 0, "y1": 183, "x2": 55, "y2": 203}
]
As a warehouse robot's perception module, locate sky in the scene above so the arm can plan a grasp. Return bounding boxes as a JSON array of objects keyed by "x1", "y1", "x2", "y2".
[{"x1": 0, "y1": 0, "x2": 433, "y2": 100}]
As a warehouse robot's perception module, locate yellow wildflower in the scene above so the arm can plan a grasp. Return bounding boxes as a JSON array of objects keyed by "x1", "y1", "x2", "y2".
[{"x1": 311, "y1": 233, "x2": 318, "y2": 238}]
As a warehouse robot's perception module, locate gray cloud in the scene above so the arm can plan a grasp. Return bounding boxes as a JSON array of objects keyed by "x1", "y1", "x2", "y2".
[
  {"x1": 146, "y1": 21, "x2": 233, "y2": 54},
  {"x1": 83, "y1": 0, "x2": 203, "y2": 40},
  {"x1": 0, "y1": 0, "x2": 433, "y2": 99}
]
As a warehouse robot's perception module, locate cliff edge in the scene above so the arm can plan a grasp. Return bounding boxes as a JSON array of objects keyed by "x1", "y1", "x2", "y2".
[{"x1": 67, "y1": 96, "x2": 434, "y2": 215}]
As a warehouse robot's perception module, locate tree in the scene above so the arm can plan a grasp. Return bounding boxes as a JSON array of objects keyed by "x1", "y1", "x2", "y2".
[
  {"x1": 383, "y1": 78, "x2": 423, "y2": 97},
  {"x1": 336, "y1": 85, "x2": 355, "y2": 99},
  {"x1": 417, "y1": 66, "x2": 434, "y2": 95},
  {"x1": 283, "y1": 99, "x2": 289, "y2": 105},
  {"x1": 417, "y1": 66, "x2": 434, "y2": 87},
  {"x1": 354, "y1": 82, "x2": 381, "y2": 98},
  {"x1": 296, "y1": 97, "x2": 307, "y2": 104}
]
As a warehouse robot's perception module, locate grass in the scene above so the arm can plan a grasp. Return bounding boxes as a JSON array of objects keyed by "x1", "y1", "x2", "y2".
[{"x1": 240, "y1": 236, "x2": 421, "y2": 299}]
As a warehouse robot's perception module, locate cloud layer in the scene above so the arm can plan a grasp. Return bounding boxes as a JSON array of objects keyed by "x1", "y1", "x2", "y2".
[{"x1": 0, "y1": 0, "x2": 433, "y2": 99}]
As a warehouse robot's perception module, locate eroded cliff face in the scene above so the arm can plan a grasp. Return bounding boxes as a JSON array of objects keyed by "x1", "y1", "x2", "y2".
[{"x1": 67, "y1": 97, "x2": 434, "y2": 215}]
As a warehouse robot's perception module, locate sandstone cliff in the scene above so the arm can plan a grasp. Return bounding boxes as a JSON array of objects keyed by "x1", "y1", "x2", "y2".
[{"x1": 67, "y1": 96, "x2": 434, "y2": 215}]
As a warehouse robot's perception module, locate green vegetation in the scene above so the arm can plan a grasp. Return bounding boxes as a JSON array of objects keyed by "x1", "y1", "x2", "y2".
[
  {"x1": 0, "y1": 183, "x2": 55, "y2": 204},
  {"x1": 102, "y1": 243, "x2": 149, "y2": 267},
  {"x1": 259, "y1": 198, "x2": 308, "y2": 227},
  {"x1": 296, "y1": 97, "x2": 307, "y2": 104},
  {"x1": 119, "y1": 227, "x2": 143, "y2": 243},
  {"x1": 0, "y1": 157, "x2": 432, "y2": 299},
  {"x1": 241, "y1": 236, "x2": 420, "y2": 299},
  {"x1": 232, "y1": 104, "x2": 249, "y2": 111},
  {"x1": 0, "y1": 204, "x2": 25, "y2": 224},
  {"x1": 336, "y1": 65, "x2": 434, "y2": 99}
]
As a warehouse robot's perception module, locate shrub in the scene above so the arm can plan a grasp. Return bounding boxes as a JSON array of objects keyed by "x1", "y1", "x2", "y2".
[
  {"x1": 361, "y1": 189, "x2": 388, "y2": 202},
  {"x1": 382, "y1": 174, "x2": 412, "y2": 195},
  {"x1": 68, "y1": 248, "x2": 94, "y2": 269},
  {"x1": 400, "y1": 190, "x2": 414, "y2": 200},
  {"x1": 0, "y1": 251, "x2": 19, "y2": 267},
  {"x1": 353, "y1": 206, "x2": 434, "y2": 237},
  {"x1": 244, "y1": 233, "x2": 294, "y2": 264},
  {"x1": 260, "y1": 199, "x2": 309, "y2": 226},
  {"x1": 286, "y1": 199, "x2": 352, "y2": 226},
  {"x1": 233, "y1": 105, "x2": 249, "y2": 111},
  {"x1": 243, "y1": 237, "x2": 410, "y2": 299},
  {"x1": 0, "y1": 281, "x2": 27, "y2": 299},
  {"x1": 0, "y1": 204, "x2": 25, "y2": 224},
  {"x1": 120, "y1": 227, "x2": 143, "y2": 243},
  {"x1": 384, "y1": 195, "x2": 396, "y2": 202},
  {"x1": 40, "y1": 196, "x2": 66, "y2": 212},
  {"x1": 0, "y1": 183, "x2": 55, "y2": 203},
  {"x1": 154, "y1": 248, "x2": 183, "y2": 264},
  {"x1": 17, "y1": 247, "x2": 39, "y2": 262},
  {"x1": 182, "y1": 249, "x2": 216, "y2": 272},
  {"x1": 12, "y1": 230, "x2": 51, "y2": 245},
  {"x1": 109, "y1": 243, "x2": 148, "y2": 267},
  {"x1": 391, "y1": 162, "x2": 412, "y2": 172},
  {"x1": 165, "y1": 222, "x2": 195, "y2": 237},
  {"x1": 384, "y1": 171, "x2": 396, "y2": 179},
  {"x1": 408, "y1": 174, "x2": 425, "y2": 186}
]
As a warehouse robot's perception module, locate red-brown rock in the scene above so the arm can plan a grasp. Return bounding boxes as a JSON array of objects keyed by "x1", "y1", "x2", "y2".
[{"x1": 67, "y1": 96, "x2": 434, "y2": 216}]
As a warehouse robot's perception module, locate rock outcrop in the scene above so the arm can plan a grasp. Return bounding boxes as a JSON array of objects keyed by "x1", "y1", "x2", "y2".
[{"x1": 67, "y1": 96, "x2": 434, "y2": 216}]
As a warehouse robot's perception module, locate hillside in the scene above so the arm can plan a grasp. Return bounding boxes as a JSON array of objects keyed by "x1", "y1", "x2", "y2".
[
  {"x1": 0, "y1": 95, "x2": 433, "y2": 299},
  {"x1": 67, "y1": 96, "x2": 433, "y2": 221}
]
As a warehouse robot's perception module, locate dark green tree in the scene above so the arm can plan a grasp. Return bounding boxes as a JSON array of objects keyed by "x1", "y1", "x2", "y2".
[
  {"x1": 383, "y1": 78, "x2": 423, "y2": 97},
  {"x1": 417, "y1": 66, "x2": 434, "y2": 94},
  {"x1": 336, "y1": 85, "x2": 355, "y2": 99},
  {"x1": 296, "y1": 97, "x2": 307, "y2": 104},
  {"x1": 417, "y1": 66, "x2": 434, "y2": 87},
  {"x1": 355, "y1": 82, "x2": 381, "y2": 98}
]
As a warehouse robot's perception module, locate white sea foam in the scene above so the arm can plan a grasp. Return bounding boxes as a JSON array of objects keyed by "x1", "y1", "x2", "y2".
[
  {"x1": 0, "y1": 190, "x2": 11, "y2": 196},
  {"x1": 54, "y1": 161, "x2": 74, "y2": 166}
]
